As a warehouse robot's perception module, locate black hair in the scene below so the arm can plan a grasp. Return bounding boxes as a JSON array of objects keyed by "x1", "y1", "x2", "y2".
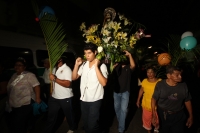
[
  {"x1": 60, "y1": 56, "x2": 68, "y2": 65},
  {"x1": 166, "y1": 65, "x2": 182, "y2": 74},
  {"x1": 83, "y1": 43, "x2": 97, "y2": 53},
  {"x1": 146, "y1": 65, "x2": 156, "y2": 73},
  {"x1": 15, "y1": 57, "x2": 27, "y2": 66},
  {"x1": 55, "y1": 56, "x2": 68, "y2": 67}
]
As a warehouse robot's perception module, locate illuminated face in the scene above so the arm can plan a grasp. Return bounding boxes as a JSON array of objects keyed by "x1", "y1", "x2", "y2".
[
  {"x1": 84, "y1": 49, "x2": 96, "y2": 62},
  {"x1": 147, "y1": 69, "x2": 156, "y2": 79},
  {"x1": 168, "y1": 70, "x2": 182, "y2": 82}
]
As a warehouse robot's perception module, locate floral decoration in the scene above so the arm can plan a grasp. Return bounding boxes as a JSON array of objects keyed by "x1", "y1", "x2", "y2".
[{"x1": 80, "y1": 7, "x2": 147, "y2": 72}]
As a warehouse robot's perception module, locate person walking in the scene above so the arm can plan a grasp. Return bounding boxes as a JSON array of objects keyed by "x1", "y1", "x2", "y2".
[
  {"x1": 136, "y1": 66, "x2": 161, "y2": 133},
  {"x1": 44, "y1": 56, "x2": 76, "y2": 133},
  {"x1": 112, "y1": 50, "x2": 135, "y2": 133},
  {"x1": 72, "y1": 43, "x2": 108, "y2": 133},
  {"x1": 7, "y1": 57, "x2": 41, "y2": 133},
  {"x1": 152, "y1": 65, "x2": 193, "y2": 133}
]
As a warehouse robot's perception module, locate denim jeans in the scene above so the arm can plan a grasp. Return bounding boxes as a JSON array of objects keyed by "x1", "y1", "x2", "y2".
[{"x1": 113, "y1": 91, "x2": 130, "y2": 132}]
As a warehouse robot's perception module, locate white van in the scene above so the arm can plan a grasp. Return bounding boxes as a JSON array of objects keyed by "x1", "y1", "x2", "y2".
[{"x1": 0, "y1": 29, "x2": 76, "y2": 77}]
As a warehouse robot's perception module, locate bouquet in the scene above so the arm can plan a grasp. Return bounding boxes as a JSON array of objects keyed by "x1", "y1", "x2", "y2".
[{"x1": 80, "y1": 7, "x2": 147, "y2": 72}]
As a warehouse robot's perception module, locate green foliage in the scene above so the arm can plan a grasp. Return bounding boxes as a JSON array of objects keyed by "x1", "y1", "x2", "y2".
[
  {"x1": 156, "y1": 34, "x2": 200, "y2": 78},
  {"x1": 161, "y1": 34, "x2": 200, "y2": 67},
  {"x1": 32, "y1": 0, "x2": 67, "y2": 72}
]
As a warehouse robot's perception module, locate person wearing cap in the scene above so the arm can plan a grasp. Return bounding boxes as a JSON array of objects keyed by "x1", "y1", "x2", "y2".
[
  {"x1": 44, "y1": 56, "x2": 76, "y2": 133},
  {"x1": 151, "y1": 65, "x2": 193, "y2": 133},
  {"x1": 42, "y1": 58, "x2": 51, "y2": 103},
  {"x1": 72, "y1": 43, "x2": 108, "y2": 133}
]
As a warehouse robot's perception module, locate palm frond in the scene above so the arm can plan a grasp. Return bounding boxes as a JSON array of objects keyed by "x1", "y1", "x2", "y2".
[
  {"x1": 39, "y1": 15, "x2": 67, "y2": 71},
  {"x1": 32, "y1": 0, "x2": 67, "y2": 72},
  {"x1": 153, "y1": 34, "x2": 200, "y2": 78}
]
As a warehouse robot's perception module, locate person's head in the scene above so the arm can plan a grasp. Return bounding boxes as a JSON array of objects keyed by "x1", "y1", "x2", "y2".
[
  {"x1": 104, "y1": 7, "x2": 116, "y2": 21},
  {"x1": 56, "y1": 56, "x2": 68, "y2": 68},
  {"x1": 166, "y1": 65, "x2": 182, "y2": 82},
  {"x1": 146, "y1": 66, "x2": 156, "y2": 79},
  {"x1": 83, "y1": 43, "x2": 97, "y2": 62},
  {"x1": 43, "y1": 58, "x2": 50, "y2": 69},
  {"x1": 14, "y1": 57, "x2": 27, "y2": 74},
  {"x1": 105, "y1": 12, "x2": 112, "y2": 21}
]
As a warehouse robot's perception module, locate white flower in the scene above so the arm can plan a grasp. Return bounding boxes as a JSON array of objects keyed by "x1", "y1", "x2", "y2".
[
  {"x1": 97, "y1": 46, "x2": 103, "y2": 53},
  {"x1": 102, "y1": 29, "x2": 111, "y2": 36},
  {"x1": 102, "y1": 37, "x2": 111, "y2": 43},
  {"x1": 124, "y1": 18, "x2": 129, "y2": 26}
]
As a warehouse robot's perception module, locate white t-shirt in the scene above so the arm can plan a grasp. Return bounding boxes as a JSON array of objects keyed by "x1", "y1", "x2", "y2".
[
  {"x1": 52, "y1": 64, "x2": 73, "y2": 99},
  {"x1": 43, "y1": 68, "x2": 51, "y2": 84},
  {"x1": 78, "y1": 61, "x2": 108, "y2": 102}
]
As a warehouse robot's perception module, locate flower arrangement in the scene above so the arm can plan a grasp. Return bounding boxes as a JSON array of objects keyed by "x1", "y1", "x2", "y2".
[{"x1": 80, "y1": 7, "x2": 147, "y2": 72}]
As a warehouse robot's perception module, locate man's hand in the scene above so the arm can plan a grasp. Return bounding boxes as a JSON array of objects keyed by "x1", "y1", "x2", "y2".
[
  {"x1": 75, "y1": 57, "x2": 83, "y2": 66},
  {"x1": 124, "y1": 50, "x2": 131, "y2": 57},
  {"x1": 151, "y1": 114, "x2": 158, "y2": 127},
  {"x1": 94, "y1": 58, "x2": 100, "y2": 67},
  {"x1": 186, "y1": 116, "x2": 193, "y2": 128},
  {"x1": 49, "y1": 74, "x2": 56, "y2": 81}
]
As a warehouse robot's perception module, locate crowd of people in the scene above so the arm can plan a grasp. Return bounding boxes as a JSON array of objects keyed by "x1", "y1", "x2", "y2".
[{"x1": 0, "y1": 42, "x2": 198, "y2": 133}]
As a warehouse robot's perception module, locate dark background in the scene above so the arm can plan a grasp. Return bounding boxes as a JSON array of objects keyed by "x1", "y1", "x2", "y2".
[{"x1": 0, "y1": 0, "x2": 200, "y2": 54}]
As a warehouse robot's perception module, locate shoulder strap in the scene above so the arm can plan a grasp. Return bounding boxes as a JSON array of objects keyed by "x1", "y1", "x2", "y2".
[
  {"x1": 82, "y1": 61, "x2": 86, "y2": 66},
  {"x1": 98, "y1": 62, "x2": 103, "y2": 69}
]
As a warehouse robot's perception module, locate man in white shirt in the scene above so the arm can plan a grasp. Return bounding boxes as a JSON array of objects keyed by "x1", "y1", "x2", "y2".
[
  {"x1": 72, "y1": 43, "x2": 108, "y2": 133},
  {"x1": 42, "y1": 58, "x2": 51, "y2": 103},
  {"x1": 44, "y1": 56, "x2": 76, "y2": 133}
]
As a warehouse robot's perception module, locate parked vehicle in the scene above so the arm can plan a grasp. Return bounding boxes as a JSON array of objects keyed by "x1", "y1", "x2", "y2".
[{"x1": 0, "y1": 29, "x2": 76, "y2": 77}]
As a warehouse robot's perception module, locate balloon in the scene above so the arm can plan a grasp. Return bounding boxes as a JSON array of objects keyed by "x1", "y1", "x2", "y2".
[
  {"x1": 38, "y1": 6, "x2": 55, "y2": 19},
  {"x1": 181, "y1": 31, "x2": 193, "y2": 39},
  {"x1": 158, "y1": 53, "x2": 171, "y2": 66},
  {"x1": 180, "y1": 36, "x2": 197, "y2": 50}
]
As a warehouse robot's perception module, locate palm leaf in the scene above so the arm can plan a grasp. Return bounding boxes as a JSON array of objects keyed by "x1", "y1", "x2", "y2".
[
  {"x1": 39, "y1": 15, "x2": 67, "y2": 71},
  {"x1": 32, "y1": 0, "x2": 67, "y2": 72},
  {"x1": 32, "y1": 0, "x2": 67, "y2": 93}
]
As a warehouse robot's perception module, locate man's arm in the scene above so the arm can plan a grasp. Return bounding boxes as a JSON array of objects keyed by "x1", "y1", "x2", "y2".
[
  {"x1": 94, "y1": 59, "x2": 107, "y2": 86},
  {"x1": 72, "y1": 57, "x2": 82, "y2": 80},
  {"x1": 151, "y1": 97, "x2": 158, "y2": 126},
  {"x1": 95, "y1": 64, "x2": 107, "y2": 86},
  {"x1": 124, "y1": 50, "x2": 135, "y2": 70},
  {"x1": 72, "y1": 64, "x2": 80, "y2": 80},
  {"x1": 49, "y1": 74, "x2": 71, "y2": 88},
  {"x1": 185, "y1": 100, "x2": 193, "y2": 128},
  {"x1": 151, "y1": 98, "x2": 157, "y2": 116}
]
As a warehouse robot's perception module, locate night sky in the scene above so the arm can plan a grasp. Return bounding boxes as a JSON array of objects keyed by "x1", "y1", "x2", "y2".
[{"x1": 0, "y1": 0, "x2": 200, "y2": 53}]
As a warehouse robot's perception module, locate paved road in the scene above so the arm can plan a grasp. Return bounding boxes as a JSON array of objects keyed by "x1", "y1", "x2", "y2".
[
  {"x1": 28, "y1": 106, "x2": 147, "y2": 133},
  {"x1": 55, "y1": 107, "x2": 146, "y2": 133}
]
